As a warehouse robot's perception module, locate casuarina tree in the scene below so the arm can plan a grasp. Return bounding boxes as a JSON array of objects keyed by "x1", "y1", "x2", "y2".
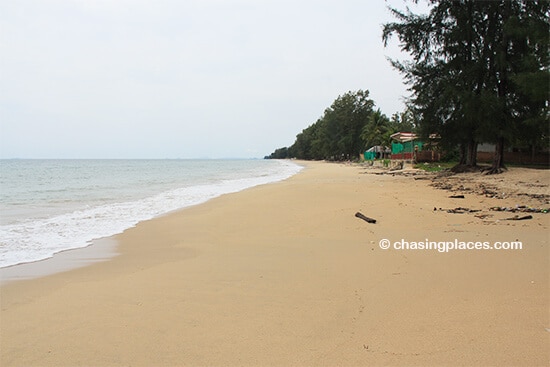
[{"x1": 383, "y1": 0, "x2": 549, "y2": 173}]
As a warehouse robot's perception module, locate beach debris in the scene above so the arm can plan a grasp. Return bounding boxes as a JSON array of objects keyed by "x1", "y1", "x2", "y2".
[
  {"x1": 490, "y1": 206, "x2": 549, "y2": 213},
  {"x1": 505, "y1": 215, "x2": 533, "y2": 221},
  {"x1": 450, "y1": 207, "x2": 479, "y2": 214},
  {"x1": 449, "y1": 194, "x2": 465, "y2": 198},
  {"x1": 517, "y1": 193, "x2": 550, "y2": 201},
  {"x1": 431, "y1": 182, "x2": 453, "y2": 190},
  {"x1": 474, "y1": 213, "x2": 492, "y2": 219},
  {"x1": 355, "y1": 212, "x2": 376, "y2": 224},
  {"x1": 389, "y1": 161, "x2": 404, "y2": 171},
  {"x1": 437, "y1": 207, "x2": 481, "y2": 214},
  {"x1": 480, "y1": 185, "x2": 499, "y2": 197}
]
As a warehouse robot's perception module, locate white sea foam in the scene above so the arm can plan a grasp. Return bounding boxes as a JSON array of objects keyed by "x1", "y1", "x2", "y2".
[{"x1": 0, "y1": 159, "x2": 302, "y2": 268}]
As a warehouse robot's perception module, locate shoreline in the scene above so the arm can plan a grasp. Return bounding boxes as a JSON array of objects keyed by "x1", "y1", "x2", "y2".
[
  {"x1": 0, "y1": 160, "x2": 304, "y2": 284},
  {"x1": 0, "y1": 159, "x2": 303, "y2": 274},
  {"x1": 1, "y1": 161, "x2": 548, "y2": 366},
  {"x1": 0, "y1": 237, "x2": 119, "y2": 285}
]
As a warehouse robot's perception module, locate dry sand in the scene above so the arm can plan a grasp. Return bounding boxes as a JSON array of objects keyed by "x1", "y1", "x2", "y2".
[{"x1": 1, "y1": 161, "x2": 548, "y2": 366}]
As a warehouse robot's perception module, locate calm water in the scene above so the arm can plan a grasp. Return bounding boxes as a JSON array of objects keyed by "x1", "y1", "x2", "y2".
[{"x1": 0, "y1": 159, "x2": 302, "y2": 268}]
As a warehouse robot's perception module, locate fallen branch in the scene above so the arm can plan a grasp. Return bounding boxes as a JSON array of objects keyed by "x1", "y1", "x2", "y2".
[
  {"x1": 505, "y1": 215, "x2": 533, "y2": 221},
  {"x1": 449, "y1": 195, "x2": 465, "y2": 199},
  {"x1": 355, "y1": 212, "x2": 376, "y2": 224}
]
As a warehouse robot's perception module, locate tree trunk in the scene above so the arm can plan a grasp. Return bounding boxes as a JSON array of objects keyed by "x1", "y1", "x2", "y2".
[
  {"x1": 486, "y1": 136, "x2": 506, "y2": 174},
  {"x1": 451, "y1": 142, "x2": 475, "y2": 173},
  {"x1": 465, "y1": 138, "x2": 477, "y2": 167},
  {"x1": 485, "y1": 2, "x2": 511, "y2": 175},
  {"x1": 458, "y1": 143, "x2": 467, "y2": 165}
]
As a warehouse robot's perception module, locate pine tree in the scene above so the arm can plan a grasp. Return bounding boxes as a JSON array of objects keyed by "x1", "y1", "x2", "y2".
[{"x1": 383, "y1": 0, "x2": 549, "y2": 173}]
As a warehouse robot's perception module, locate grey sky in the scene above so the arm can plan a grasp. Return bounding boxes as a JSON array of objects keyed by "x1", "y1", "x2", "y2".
[{"x1": 0, "y1": 0, "x2": 426, "y2": 159}]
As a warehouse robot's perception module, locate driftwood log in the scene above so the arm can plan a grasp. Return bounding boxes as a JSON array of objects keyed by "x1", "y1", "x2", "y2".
[
  {"x1": 355, "y1": 212, "x2": 376, "y2": 224},
  {"x1": 506, "y1": 215, "x2": 533, "y2": 221}
]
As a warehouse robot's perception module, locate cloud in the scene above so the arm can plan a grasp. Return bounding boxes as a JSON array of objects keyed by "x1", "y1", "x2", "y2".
[{"x1": 0, "y1": 0, "x2": 420, "y2": 158}]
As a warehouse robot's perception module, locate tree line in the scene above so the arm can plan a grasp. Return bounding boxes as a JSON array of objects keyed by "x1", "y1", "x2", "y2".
[
  {"x1": 265, "y1": 90, "x2": 415, "y2": 160},
  {"x1": 384, "y1": 0, "x2": 548, "y2": 173},
  {"x1": 267, "y1": 1, "x2": 549, "y2": 173}
]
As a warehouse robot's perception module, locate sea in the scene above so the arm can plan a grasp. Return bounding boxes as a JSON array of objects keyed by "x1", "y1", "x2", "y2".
[{"x1": 0, "y1": 159, "x2": 302, "y2": 268}]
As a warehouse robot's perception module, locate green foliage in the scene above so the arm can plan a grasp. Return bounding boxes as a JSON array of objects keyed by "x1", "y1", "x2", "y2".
[
  {"x1": 383, "y1": 0, "x2": 550, "y2": 172},
  {"x1": 269, "y1": 90, "x2": 379, "y2": 161},
  {"x1": 267, "y1": 1, "x2": 549, "y2": 169},
  {"x1": 266, "y1": 90, "x2": 422, "y2": 161},
  {"x1": 360, "y1": 109, "x2": 391, "y2": 148},
  {"x1": 265, "y1": 147, "x2": 289, "y2": 159}
]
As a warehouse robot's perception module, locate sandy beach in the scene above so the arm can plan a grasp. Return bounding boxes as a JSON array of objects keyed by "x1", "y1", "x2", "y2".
[{"x1": 1, "y1": 161, "x2": 548, "y2": 366}]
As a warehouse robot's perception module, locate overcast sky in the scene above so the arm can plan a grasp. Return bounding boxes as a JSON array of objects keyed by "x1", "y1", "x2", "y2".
[{"x1": 0, "y1": 0, "x2": 428, "y2": 159}]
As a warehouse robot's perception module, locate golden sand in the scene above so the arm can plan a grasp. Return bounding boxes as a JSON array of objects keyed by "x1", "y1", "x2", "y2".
[{"x1": 1, "y1": 161, "x2": 548, "y2": 366}]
